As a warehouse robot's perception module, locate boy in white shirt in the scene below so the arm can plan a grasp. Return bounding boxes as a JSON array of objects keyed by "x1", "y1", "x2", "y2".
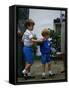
[{"x1": 22, "y1": 19, "x2": 43, "y2": 79}]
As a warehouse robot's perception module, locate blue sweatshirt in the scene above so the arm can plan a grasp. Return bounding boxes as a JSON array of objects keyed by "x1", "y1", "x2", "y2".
[{"x1": 40, "y1": 39, "x2": 51, "y2": 54}]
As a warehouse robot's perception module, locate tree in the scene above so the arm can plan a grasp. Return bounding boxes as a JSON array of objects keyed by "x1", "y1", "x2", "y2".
[{"x1": 49, "y1": 29, "x2": 61, "y2": 61}]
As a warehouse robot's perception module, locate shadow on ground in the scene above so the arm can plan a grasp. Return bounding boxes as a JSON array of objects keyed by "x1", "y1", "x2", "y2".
[{"x1": 17, "y1": 60, "x2": 65, "y2": 82}]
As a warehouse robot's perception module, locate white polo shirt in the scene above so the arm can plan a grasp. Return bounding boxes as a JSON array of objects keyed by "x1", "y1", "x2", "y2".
[{"x1": 22, "y1": 29, "x2": 33, "y2": 46}]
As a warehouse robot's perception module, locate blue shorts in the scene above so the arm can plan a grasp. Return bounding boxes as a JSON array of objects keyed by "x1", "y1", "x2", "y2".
[
  {"x1": 23, "y1": 46, "x2": 34, "y2": 64},
  {"x1": 41, "y1": 54, "x2": 51, "y2": 64}
]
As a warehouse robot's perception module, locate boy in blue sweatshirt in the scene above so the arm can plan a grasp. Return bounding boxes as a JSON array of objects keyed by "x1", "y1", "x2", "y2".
[{"x1": 40, "y1": 28, "x2": 54, "y2": 79}]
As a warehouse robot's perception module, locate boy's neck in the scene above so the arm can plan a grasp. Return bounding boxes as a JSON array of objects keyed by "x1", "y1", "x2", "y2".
[
  {"x1": 27, "y1": 29, "x2": 32, "y2": 32},
  {"x1": 44, "y1": 37, "x2": 48, "y2": 40}
]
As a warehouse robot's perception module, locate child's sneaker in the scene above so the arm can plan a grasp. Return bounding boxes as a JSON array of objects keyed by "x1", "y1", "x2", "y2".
[
  {"x1": 22, "y1": 69, "x2": 28, "y2": 80},
  {"x1": 27, "y1": 72, "x2": 35, "y2": 79},
  {"x1": 41, "y1": 72, "x2": 46, "y2": 79},
  {"x1": 48, "y1": 71, "x2": 55, "y2": 76}
]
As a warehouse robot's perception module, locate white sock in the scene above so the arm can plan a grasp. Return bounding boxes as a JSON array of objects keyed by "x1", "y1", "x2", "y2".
[
  {"x1": 42, "y1": 72, "x2": 46, "y2": 77},
  {"x1": 28, "y1": 72, "x2": 31, "y2": 76},
  {"x1": 22, "y1": 69, "x2": 27, "y2": 74},
  {"x1": 48, "y1": 70, "x2": 53, "y2": 75}
]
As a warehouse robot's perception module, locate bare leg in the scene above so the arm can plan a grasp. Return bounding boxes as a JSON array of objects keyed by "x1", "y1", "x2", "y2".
[
  {"x1": 48, "y1": 63, "x2": 51, "y2": 71},
  {"x1": 42, "y1": 64, "x2": 46, "y2": 73},
  {"x1": 48, "y1": 62, "x2": 54, "y2": 75},
  {"x1": 27, "y1": 66, "x2": 31, "y2": 76},
  {"x1": 41, "y1": 64, "x2": 46, "y2": 78},
  {"x1": 25, "y1": 64, "x2": 32, "y2": 71},
  {"x1": 22, "y1": 63, "x2": 32, "y2": 74},
  {"x1": 28, "y1": 67, "x2": 31, "y2": 72}
]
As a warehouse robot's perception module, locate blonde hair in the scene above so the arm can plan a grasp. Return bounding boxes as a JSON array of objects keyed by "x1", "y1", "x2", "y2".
[{"x1": 41, "y1": 28, "x2": 49, "y2": 37}]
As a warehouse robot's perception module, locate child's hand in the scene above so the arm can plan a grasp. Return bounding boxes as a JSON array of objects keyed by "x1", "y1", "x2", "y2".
[{"x1": 32, "y1": 41, "x2": 37, "y2": 45}]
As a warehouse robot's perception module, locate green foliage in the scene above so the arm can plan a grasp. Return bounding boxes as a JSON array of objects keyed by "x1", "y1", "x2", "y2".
[
  {"x1": 32, "y1": 35, "x2": 37, "y2": 55},
  {"x1": 32, "y1": 35, "x2": 37, "y2": 40},
  {"x1": 50, "y1": 29, "x2": 61, "y2": 51},
  {"x1": 49, "y1": 29, "x2": 61, "y2": 59}
]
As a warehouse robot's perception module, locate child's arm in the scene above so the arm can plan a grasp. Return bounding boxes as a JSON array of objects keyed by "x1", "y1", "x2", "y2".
[
  {"x1": 21, "y1": 34, "x2": 24, "y2": 43},
  {"x1": 31, "y1": 38, "x2": 43, "y2": 43},
  {"x1": 29, "y1": 34, "x2": 44, "y2": 44}
]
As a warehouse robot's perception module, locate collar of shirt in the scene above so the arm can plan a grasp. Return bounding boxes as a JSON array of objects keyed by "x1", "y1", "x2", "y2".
[{"x1": 26, "y1": 29, "x2": 33, "y2": 34}]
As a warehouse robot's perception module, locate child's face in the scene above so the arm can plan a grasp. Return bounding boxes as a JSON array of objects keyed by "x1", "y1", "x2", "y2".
[
  {"x1": 27, "y1": 24, "x2": 34, "y2": 31},
  {"x1": 43, "y1": 34, "x2": 49, "y2": 39}
]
